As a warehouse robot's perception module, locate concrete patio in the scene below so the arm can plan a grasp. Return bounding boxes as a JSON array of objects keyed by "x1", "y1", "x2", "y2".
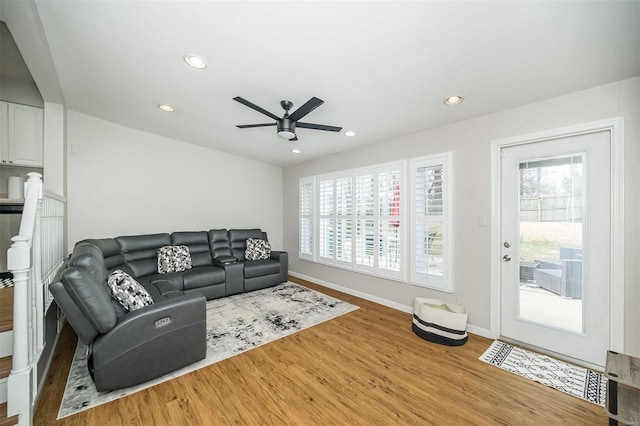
[{"x1": 518, "y1": 284, "x2": 583, "y2": 333}]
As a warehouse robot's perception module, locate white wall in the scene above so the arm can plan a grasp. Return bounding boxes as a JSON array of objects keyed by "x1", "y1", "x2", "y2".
[
  {"x1": 0, "y1": 77, "x2": 43, "y2": 108},
  {"x1": 43, "y1": 102, "x2": 65, "y2": 196},
  {"x1": 66, "y1": 111, "x2": 283, "y2": 250},
  {"x1": 0, "y1": 19, "x2": 43, "y2": 107},
  {"x1": 283, "y1": 77, "x2": 639, "y2": 354}
]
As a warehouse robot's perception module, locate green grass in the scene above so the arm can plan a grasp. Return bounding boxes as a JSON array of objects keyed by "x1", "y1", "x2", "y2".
[
  {"x1": 520, "y1": 239, "x2": 565, "y2": 262},
  {"x1": 519, "y1": 221, "x2": 582, "y2": 262}
]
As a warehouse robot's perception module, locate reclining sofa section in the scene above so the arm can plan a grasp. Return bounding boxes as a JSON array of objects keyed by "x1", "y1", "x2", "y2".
[
  {"x1": 49, "y1": 228, "x2": 287, "y2": 391},
  {"x1": 82, "y1": 228, "x2": 288, "y2": 300}
]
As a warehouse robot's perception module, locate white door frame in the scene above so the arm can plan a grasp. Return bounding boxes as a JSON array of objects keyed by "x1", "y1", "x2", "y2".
[{"x1": 490, "y1": 117, "x2": 625, "y2": 353}]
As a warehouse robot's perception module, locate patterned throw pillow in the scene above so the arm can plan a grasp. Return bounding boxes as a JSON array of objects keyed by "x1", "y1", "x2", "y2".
[
  {"x1": 245, "y1": 238, "x2": 271, "y2": 261},
  {"x1": 157, "y1": 245, "x2": 193, "y2": 274},
  {"x1": 107, "y1": 270, "x2": 154, "y2": 312}
]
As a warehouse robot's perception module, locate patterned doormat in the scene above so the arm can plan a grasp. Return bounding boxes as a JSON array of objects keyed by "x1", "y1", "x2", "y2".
[
  {"x1": 479, "y1": 340, "x2": 606, "y2": 406},
  {"x1": 58, "y1": 282, "x2": 358, "y2": 419}
]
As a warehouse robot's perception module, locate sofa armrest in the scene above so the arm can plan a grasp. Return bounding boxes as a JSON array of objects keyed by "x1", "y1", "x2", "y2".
[
  {"x1": 93, "y1": 292, "x2": 205, "y2": 352},
  {"x1": 90, "y1": 292, "x2": 207, "y2": 391},
  {"x1": 270, "y1": 251, "x2": 287, "y2": 262},
  {"x1": 150, "y1": 279, "x2": 182, "y2": 297},
  {"x1": 270, "y1": 251, "x2": 288, "y2": 283}
]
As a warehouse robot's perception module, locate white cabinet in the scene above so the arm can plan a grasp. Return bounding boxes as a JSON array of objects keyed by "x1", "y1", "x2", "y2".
[{"x1": 0, "y1": 101, "x2": 44, "y2": 167}]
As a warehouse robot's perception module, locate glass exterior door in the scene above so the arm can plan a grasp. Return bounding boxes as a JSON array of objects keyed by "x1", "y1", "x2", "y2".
[{"x1": 500, "y1": 131, "x2": 610, "y2": 367}]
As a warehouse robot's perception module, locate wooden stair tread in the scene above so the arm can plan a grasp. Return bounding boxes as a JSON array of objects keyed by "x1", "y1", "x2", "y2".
[
  {"x1": 0, "y1": 356, "x2": 11, "y2": 380},
  {"x1": 0, "y1": 403, "x2": 19, "y2": 426},
  {"x1": 0, "y1": 288, "x2": 13, "y2": 333}
]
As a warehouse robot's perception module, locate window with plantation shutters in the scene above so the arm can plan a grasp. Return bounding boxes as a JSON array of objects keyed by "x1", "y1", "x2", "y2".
[
  {"x1": 318, "y1": 178, "x2": 334, "y2": 261},
  {"x1": 336, "y1": 176, "x2": 352, "y2": 264},
  {"x1": 410, "y1": 153, "x2": 452, "y2": 291},
  {"x1": 300, "y1": 161, "x2": 404, "y2": 281},
  {"x1": 299, "y1": 177, "x2": 314, "y2": 260},
  {"x1": 378, "y1": 170, "x2": 401, "y2": 273},
  {"x1": 355, "y1": 174, "x2": 375, "y2": 268}
]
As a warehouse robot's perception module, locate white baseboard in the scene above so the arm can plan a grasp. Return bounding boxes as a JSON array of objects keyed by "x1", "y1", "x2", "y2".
[
  {"x1": 289, "y1": 272, "x2": 492, "y2": 339},
  {"x1": 290, "y1": 272, "x2": 413, "y2": 313},
  {"x1": 0, "y1": 330, "x2": 12, "y2": 357},
  {"x1": 466, "y1": 324, "x2": 492, "y2": 339}
]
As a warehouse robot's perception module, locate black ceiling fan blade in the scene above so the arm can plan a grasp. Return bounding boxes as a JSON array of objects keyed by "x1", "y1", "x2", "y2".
[
  {"x1": 236, "y1": 123, "x2": 277, "y2": 129},
  {"x1": 233, "y1": 97, "x2": 281, "y2": 121},
  {"x1": 297, "y1": 122, "x2": 342, "y2": 132},
  {"x1": 288, "y1": 97, "x2": 324, "y2": 122}
]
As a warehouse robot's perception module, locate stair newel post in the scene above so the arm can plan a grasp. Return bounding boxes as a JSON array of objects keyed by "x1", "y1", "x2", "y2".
[
  {"x1": 7, "y1": 237, "x2": 30, "y2": 375},
  {"x1": 7, "y1": 236, "x2": 33, "y2": 424}
]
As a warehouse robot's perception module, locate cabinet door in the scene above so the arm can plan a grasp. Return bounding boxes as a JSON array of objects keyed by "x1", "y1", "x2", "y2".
[
  {"x1": 0, "y1": 102, "x2": 8, "y2": 164},
  {"x1": 8, "y1": 103, "x2": 43, "y2": 167}
]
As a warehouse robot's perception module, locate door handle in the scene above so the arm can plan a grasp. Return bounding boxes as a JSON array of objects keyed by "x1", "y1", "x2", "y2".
[{"x1": 503, "y1": 255, "x2": 511, "y2": 262}]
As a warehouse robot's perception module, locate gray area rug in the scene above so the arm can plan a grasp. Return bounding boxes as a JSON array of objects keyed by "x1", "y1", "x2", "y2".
[
  {"x1": 479, "y1": 340, "x2": 606, "y2": 406},
  {"x1": 58, "y1": 282, "x2": 358, "y2": 419}
]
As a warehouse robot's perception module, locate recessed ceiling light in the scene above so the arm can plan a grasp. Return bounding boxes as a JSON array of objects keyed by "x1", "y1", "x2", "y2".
[
  {"x1": 444, "y1": 95, "x2": 464, "y2": 106},
  {"x1": 344, "y1": 131, "x2": 357, "y2": 137},
  {"x1": 158, "y1": 104, "x2": 175, "y2": 112},
  {"x1": 291, "y1": 149, "x2": 301, "y2": 154},
  {"x1": 183, "y1": 54, "x2": 207, "y2": 69}
]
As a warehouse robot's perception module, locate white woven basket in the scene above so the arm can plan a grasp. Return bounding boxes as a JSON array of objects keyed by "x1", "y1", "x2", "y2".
[{"x1": 412, "y1": 297, "x2": 468, "y2": 346}]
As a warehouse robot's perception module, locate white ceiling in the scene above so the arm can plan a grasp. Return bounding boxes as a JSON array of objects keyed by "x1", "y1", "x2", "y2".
[{"x1": 30, "y1": 1, "x2": 640, "y2": 167}]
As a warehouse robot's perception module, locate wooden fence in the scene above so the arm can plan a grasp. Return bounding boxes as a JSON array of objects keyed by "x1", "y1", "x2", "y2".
[{"x1": 520, "y1": 195, "x2": 582, "y2": 222}]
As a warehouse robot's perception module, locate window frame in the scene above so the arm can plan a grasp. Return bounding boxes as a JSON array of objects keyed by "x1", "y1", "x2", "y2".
[
  {"x1": 409, "y1": 152, "x2": 453, "y2": 292},
  {"x1": 298, "y1": 176, "x2": 315, "y2": 261},
  {"x1": 299, "y1": 153, "x2": 452, "y2": 292}
]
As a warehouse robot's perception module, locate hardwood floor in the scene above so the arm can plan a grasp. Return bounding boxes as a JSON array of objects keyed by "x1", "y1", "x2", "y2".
[
  {"x1": 34, "y1": 278, "x2": 607, "y2": 425},
  {"x1": 0, "y1": 287, "x2": 13, "y2": 332}
]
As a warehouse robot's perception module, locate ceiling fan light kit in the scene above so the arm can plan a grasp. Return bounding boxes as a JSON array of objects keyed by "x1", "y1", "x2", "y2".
[
  {"x1": 234, "y1": 96, "x2": 342, "y2": 142},
  {"x1": 277, "y1": 118, "x2": 296, "y2": 139}
]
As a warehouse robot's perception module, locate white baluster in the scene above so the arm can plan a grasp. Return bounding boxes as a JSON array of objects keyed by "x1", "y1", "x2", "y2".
[{"x1": 34, "y1": 197, "x2": 44, "y2": 354}]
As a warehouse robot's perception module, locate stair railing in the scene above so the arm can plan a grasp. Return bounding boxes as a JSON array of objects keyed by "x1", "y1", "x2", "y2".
[
  {"x1": 7, "y1": 172, "x2": 43, "y2": 426},
  {"x1": 40, "y1": 192, "x2": 66, "y2": 315}
]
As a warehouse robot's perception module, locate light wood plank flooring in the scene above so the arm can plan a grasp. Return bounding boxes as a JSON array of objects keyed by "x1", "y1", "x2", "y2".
[{"x1": 34, "y1": 278, "x2": 606, "y2": 425}]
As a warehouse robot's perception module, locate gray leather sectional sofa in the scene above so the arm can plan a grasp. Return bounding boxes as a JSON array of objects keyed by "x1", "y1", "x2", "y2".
[{"x1": 49, "y1": 228, "x2": 288, "y2": 391}]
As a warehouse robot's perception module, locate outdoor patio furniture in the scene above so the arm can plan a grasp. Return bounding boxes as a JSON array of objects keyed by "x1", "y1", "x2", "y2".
[
  {"x1": 519, "y1": 262, "x2": 538, "y2": 282},
  {"x1": 533, "y1": 247, "x2": 582, "y2": 299}
]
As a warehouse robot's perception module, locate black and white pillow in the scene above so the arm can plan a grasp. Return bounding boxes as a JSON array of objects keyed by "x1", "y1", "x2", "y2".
[
  {"x1": 107, "y1": 270, "x2": 154, "y2": 312},
  {"x1": 245, "y1": 238, "x2": 271, "y2": 261},
  {"x1": 157, "y1": 245, "x2": 192, "y2": 274}
]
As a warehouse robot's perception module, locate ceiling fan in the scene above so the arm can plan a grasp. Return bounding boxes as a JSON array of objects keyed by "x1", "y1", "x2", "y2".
[{"x1": 234, "y1": 96, "x2": 342, "y2": 141}]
